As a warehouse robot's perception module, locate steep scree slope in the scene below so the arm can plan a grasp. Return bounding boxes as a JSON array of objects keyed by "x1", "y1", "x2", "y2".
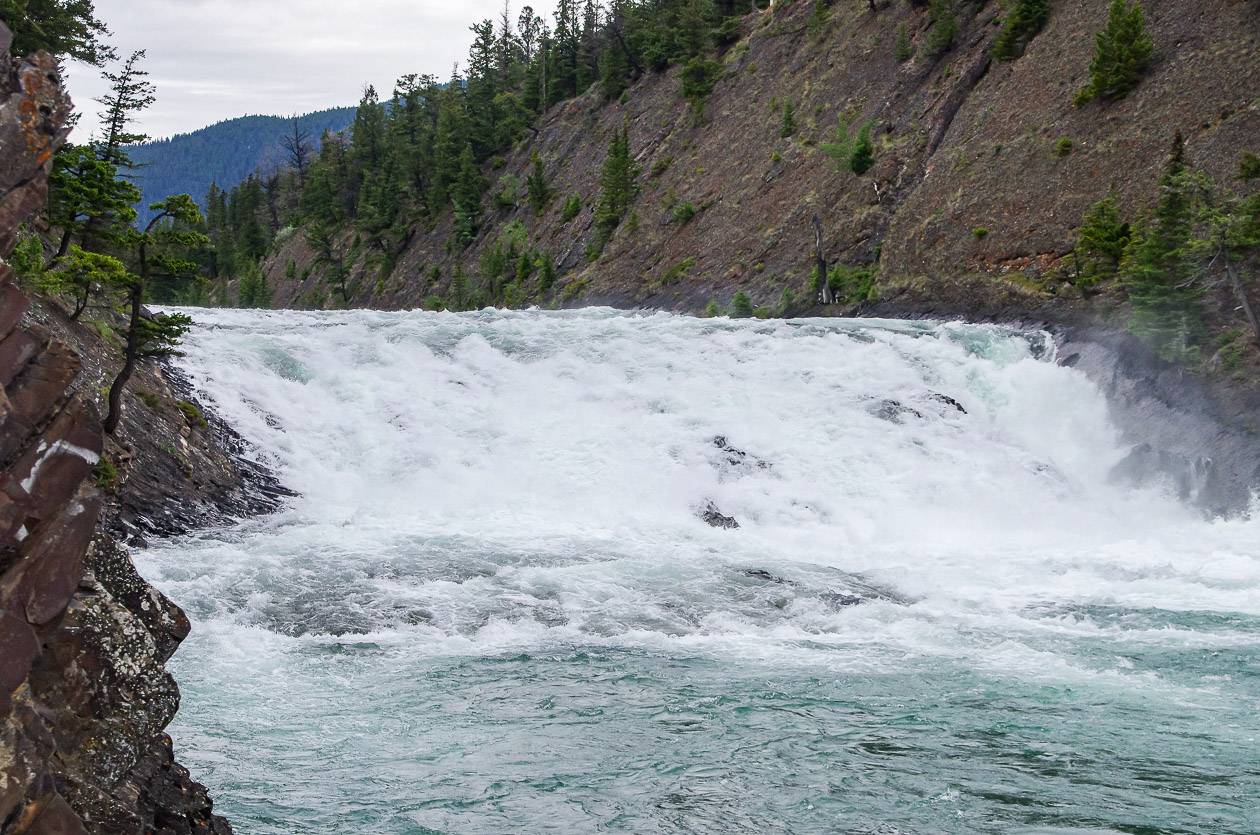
[{"x1": 263, "y1": 0, "x2": 1259, "y2": 317}]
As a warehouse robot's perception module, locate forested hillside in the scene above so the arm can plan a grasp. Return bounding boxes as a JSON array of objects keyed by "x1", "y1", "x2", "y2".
[
  {"x1": 184, "y1": 0, "x2": 1257, "y2": 380},
  {"x1": 25, "y1": 0, "x2": 1260, "y2": 381},
  {"x1": 128, "y1": 107, "x2": 355, "y2": 223}
]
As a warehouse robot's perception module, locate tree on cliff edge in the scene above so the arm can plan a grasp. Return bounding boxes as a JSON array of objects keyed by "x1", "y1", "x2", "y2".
[
  {"x1": 103, "y1": 195, "x2": 205, "y2": 435},
  {"x1": 0, "y1": 0, "x2": 115, "y2": 65}
]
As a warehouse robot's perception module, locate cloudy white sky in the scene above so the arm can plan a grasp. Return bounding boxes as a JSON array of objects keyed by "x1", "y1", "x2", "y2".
[{"x1": 66, "y1": 0, "x2": 558, "y2": 140}]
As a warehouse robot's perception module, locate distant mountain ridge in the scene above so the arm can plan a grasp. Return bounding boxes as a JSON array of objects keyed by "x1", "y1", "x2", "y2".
[{"x1": 128, "y1": 106, "x2": 355, "y2": 223}]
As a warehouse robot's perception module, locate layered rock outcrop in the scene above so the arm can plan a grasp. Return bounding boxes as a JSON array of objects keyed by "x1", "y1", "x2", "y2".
[{"x1": 0, "y1": 24, "x2": 232, "y2": 834}]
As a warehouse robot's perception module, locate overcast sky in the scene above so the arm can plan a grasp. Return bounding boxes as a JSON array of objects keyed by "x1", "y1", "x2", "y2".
[{"x1": 66, "y1": 0, "x2": 558, "y2": 140}]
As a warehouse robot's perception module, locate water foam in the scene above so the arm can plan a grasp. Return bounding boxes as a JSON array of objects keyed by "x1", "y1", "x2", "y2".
[{"x1": 140, "y1": 308, "x2": 1260, "y2": 833}]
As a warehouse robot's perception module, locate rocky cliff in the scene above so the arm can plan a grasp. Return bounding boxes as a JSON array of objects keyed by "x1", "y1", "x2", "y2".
[
  {"x1": 263, "y1": 0, "x2": 1258, "y2": 315},
  {"x1": 0, "y1": 25, "x2": 276, "y2": 834}
]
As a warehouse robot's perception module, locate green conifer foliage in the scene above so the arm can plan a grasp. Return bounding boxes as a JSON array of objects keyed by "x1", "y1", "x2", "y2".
[
  {"x1": 1075, "y1": 190, "x2": 1130, "y2": 287},
  {"x1": 730, "y1": 291, "x2": 754, "y2": 318},
  {"x1": 849, "y1": 123, "x2": 875, "y2": 176},
  {"x1": 992, "y1": 0, "x2": 1049, "y2": 61},
  {"x1": 1121, "y1": 134, "x2": 1204, "y2": 358},
  {"x1": 1075, "y1": 0, "x2": 1154, "y2": 105},
  {"x1": 452, "y1": 143, "x2": 486, "y2": 247},
  {"x1": 822, "y1": 117, "x2": 876, "y2": 176},
  {"x1": 591, "y1": 125, "x2": 640, "y2": 256},
  {"x1": 893, "y1": 25, "x2": 914, "y2": 62},
  {"x1": 780, "y1": 102, "x2": 796, "y2": 138},
  {"x1": 0, "y1": 0, "x2": 115, "y2": 65},
  {"x1": 526, "y1": 152, "x2": 553, "y2": 213}
]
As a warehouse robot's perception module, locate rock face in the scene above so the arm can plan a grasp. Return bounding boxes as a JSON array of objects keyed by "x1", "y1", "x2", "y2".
[
  {"x1": 0, "y1": 26, "x2": 233, "y2": 834},
  {"x1": 261, "y1": 0, "x2": 1258, "y2": 317}
]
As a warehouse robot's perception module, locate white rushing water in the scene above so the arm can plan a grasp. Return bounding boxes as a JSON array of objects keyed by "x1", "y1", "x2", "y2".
[{"x1": 141, "y1": 308, "x2": 1260, "y2": 833}]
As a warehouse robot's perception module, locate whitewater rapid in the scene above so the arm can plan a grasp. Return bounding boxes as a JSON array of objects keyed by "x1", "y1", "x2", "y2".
[{"x1": 140, "y1": 308, "x2": 1259, "y2": 833}]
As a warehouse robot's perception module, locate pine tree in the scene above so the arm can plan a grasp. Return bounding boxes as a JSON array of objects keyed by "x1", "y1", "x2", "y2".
[
  {"x1": 849, "y1": 123, "x2": 875, "y2": 175},
  {"x1": 894, "y1": 25, "x2": 914, "y2": 62},
  {"x1": 592, "y1": 124, "x2": 639, "y2": 255},
  {"x1": 430, "y1": 77, "x2": 469, "y2": 213},
  {"x1": 466, "y1": 19, "x2": 501, "y2": 159},
  {"x1": 1075, "y1": 0, "x2": 1154, "y2": 105},
  {"x1": 96, "y1": 50, "x2": 156, "y2": 169},
  {"x1": 46, "y1": 143, "x2": 139, "y2": 260},
  {"x1": 1076, "y1": 189, "x2": 1130, "y2": 287},
  {"x1": 43, "y1": 245, "x2": 130, "y2": 319},
  {"x1": 993, "y1": 0, "x2": 1050, "y2": 61},
  {"x1": 924, "y1": 0, "x2": 958, "y2": 57},
  {"x1": 104, "y1": 194, "x2": 206, "y2": 434},
  {"x1": 822, "y1": 117, "x2": 876, "y2": 176},
  {"x1": 780, "y1": 101, "x2": 796, "y2": 138},
  {"x1": 730, "y1": 291, "x2": 754, "y2": 318},
  {"x1": 237, "y1": 261, "x2": 271, "y2": 309},
  {"x1": 1, "y1": 0, "x2": 115, "y2": 64},
  {"x1": 537, "y1": 252, "x2": 557, "y2": 294},
  {"x1": 1121, "y1": 133, "x2": 1204, "y2": 358},
  {"x1": 451, "y1": 142, "x2": 486, "y2": 247},
  {"x1": 526, "y1": 152, "x2": 552, "y2": 213}
]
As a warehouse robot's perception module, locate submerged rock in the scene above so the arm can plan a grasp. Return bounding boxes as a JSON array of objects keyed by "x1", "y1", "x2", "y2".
[
  {"x1": 871, "y1": 399, "x2": 924, "y2": 423},
  {"x1": 711, "y1": 435, "x2": 772, "y2": 473},
  {"x1": 740, "y1": 566, "x2": 909, "y2": 610},
  {"x1": 926, "y1": 392, "x2": 968, "y2": 415},
  {"x1": 700, "y1": 501, "x2": 740, "y2": 529}
]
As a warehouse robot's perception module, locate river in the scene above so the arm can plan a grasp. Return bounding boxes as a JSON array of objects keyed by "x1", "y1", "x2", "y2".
[{"x1": 139, "y1": 308, "x2": 1260, "y2": 833}]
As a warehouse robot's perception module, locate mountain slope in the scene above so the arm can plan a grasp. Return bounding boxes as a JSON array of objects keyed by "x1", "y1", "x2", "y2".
[
  {"x1": 261, "y1": 0, "x2": 1257, "y2": 324},
  {"x1": 129, "y1": 106, "x2": 355, "y2": 222}
]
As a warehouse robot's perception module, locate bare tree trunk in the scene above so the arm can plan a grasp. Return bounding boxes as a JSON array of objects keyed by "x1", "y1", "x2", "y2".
[
  {"x1": 813, "y1": 214, "x2": 833, "y2": 305},
  {"x1": 1224, "y1": 256, "x2": 1260, "y2": 347},
  {"x1": 103, "y1": 281, "x2": 142, "y2": 435},
  {"x1": 69, "y1": 284, "x2": 89, "y2": 320},
  {"x1": 55, "y1": 227, "x2": 73, "y2": 260}
]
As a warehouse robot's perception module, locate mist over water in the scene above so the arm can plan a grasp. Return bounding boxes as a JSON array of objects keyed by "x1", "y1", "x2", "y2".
[{"x1": 141, "y1": 308, "x2": 1260, "y2": 833}]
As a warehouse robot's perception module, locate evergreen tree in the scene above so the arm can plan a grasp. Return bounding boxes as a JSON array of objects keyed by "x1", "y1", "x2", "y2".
[
  {"x1": 730, "y1": 290, "x2": 754, "y2": 318},
  {"x1": 1121, "y1": 133, "x2": 1203, "y2": 358},
  {"x1": 351, "y1": 85, "x2": 386, "y2": 168},
  {"x1": 894, "y1": 24, "x2": 914, "y2": 62},
  {"x1": 1075, "y1": 0, "x2": 1154, "y2": 105},
  {"x1": 452, "y1": 142, "x2": 486, "y2": 246},
  {"x1": 96, "y1": 50, "x2": 155, "y2": 169},
  {"x1": 924, "y1": 0, "x2": 958, "y2": 57},
  {"x1": 281, "y1": 114, "x2": 313, "y2": 186},
  {"x1": 0, "y1": 0, "x2": 115, "y2": 65},
  {"x1": 42, "y1": 245, "x2": 130, "y2": 319},
  {"x1": 46, "y1": 143, "x2": 138, "y2": 260},
  {"x1": 237, "y1": 261, "x2": 271, "y2": 309},
  {"x1": 526, "y1": 152, "x2": 552, "y2": 213},
  {"x1": 993, "y1": 0, "x2": 1050, "y2": 61},
  {"x1": 849, "y1": 123, "x2": 875, "y2": 176},
  {"x1": 680, "y1": 56, "x2": 722, "y2": 119},
  {"x1": 430, "y1": 75, "x2": 470, "y2": 212},
  {"x1": 467, "y1": 20, "x2": 501, "y2": 158},
  {"x1": 822, "y1": 117, "x2": 876, "y2": 176},
  {"x1": 1075, "y1": 189, "x2": 1130, "y2": 287},
  {"x1": 537, "y1": 251, "x2": 557, "y2": 293},
  {"x1": 104, "y1": 194, "x2": 206, "y2": 434},
  {"x1": 780, "y1": 101, "x2": 795, "y2": 138},
  {"x1": 592, "y1": 124, "x2": 639, "y2": 254}
]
